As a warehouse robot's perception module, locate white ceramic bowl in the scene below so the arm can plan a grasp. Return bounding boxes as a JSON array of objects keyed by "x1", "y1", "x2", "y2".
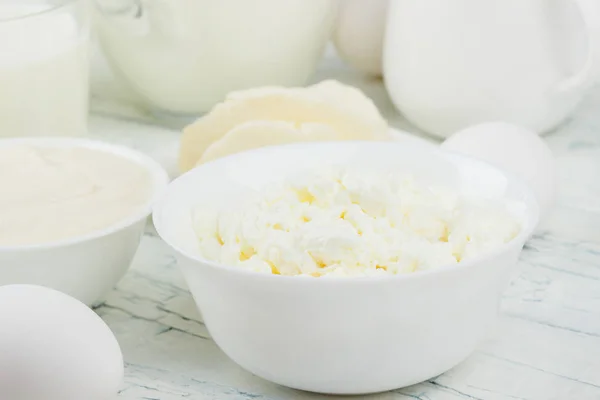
[
  {"x1": 0, "y1": 138, "x2": 169, "y2": 306},
  {"x1": 154, "y1": 142, "x2": 539, "y2": 394}
]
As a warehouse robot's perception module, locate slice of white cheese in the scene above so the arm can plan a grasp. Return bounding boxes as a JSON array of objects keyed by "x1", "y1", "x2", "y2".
[
  {"x1": 178, "y1": 80, "x2": 389, "y2": 172},
  {"x1": 306, "y1": 80, "x2": 386, "y2": 125},
  {"x1": 198, "y1": 120, "x2": 343, "y2": 164}
]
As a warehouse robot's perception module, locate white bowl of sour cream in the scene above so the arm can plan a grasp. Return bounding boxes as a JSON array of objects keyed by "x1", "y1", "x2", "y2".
[
  {"x1": 154, "y1": 141, "x2": 539, "y2": 394},
  {"x1": 0, "y1": 138, "x2": 169, "y2": 306}
]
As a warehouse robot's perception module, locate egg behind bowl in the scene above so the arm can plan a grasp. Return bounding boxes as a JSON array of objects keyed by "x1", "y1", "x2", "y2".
[
  {"x1": 0, "y1": 285, "x2": 124, "y2": 400},
  {"x1": 333, "y1": 0, "x2": 389, "y2": 77},
  {"x1": 441, "y1": 122, "x2": 556, "y2": 222}
]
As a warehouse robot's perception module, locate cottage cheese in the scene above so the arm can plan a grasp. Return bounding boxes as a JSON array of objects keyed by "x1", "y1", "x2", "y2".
[{"x1": 192, "y1": 168, "x2": 521, "y2": 277}]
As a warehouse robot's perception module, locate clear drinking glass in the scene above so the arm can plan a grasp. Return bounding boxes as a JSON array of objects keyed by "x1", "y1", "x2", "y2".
[{"x1": 0, "y1": 0, "x2": 90, "y2": 137}]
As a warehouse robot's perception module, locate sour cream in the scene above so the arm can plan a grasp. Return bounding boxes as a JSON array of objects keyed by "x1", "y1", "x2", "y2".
[{"x1": 0, "y1": 145, "x2": 152, "y2": 246}]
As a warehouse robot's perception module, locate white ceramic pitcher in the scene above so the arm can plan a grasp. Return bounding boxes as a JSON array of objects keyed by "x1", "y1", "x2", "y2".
[{"x1": 384, "y1": 0, "x2": 600, "y2": 138}]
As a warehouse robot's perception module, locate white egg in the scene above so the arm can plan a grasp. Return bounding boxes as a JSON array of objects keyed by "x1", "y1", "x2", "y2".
[
  {"x1": 441, "y1": 122, "x2": 556, "y2": 221},
  {"x1": 333, "y1": 0, "x2": 389, "y2": 77},
  {"x1": 0, "y1": 285, "x2": 124, "y2": 400}
]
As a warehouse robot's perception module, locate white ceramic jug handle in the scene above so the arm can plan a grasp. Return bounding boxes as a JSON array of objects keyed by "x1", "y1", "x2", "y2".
[{"x1": 557, "y1": 0, "x2": 600, "y2": 92}]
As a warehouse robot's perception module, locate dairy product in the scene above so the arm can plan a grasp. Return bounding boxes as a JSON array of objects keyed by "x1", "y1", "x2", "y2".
[
  {"x1": 0, "y1": 4, "x2": 89, "y2": 137},
  {"x1": 198, "y1": 121, "x2": 343, "y2": 164},
  {"x1": 0, "y1": 145, "x2": 152, "y2": 246},
  {"x1": 94, "y1": 0, "x2": 337, "y2": 115},
  {"x1": 179, "y1": 80, "x2": 389, "y2": 171},
  {"x1": 192, "y1": 168, "x2": 522, "y2": 277}
]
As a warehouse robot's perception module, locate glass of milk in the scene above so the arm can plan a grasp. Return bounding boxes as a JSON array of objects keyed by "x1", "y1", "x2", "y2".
[
  {"x1": 0, "y1": 0, "x2": 90, "y2": 137},
  {"x1": 93, "y1": 0, "x2": 337, "y2": 122}
]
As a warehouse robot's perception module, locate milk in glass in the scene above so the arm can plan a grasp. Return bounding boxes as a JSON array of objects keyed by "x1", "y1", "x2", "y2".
[{"x1": 0, "y1": 3, "x2": 89, "y2": 137}]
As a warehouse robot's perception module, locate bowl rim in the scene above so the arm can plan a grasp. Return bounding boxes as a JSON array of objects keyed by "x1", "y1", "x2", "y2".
[
  {"x1": 0, "y1": 137, "x2": 170, "y2": 252},
  {"x1": 154, "y1": 140, "x2": 540, "y2": 284}
]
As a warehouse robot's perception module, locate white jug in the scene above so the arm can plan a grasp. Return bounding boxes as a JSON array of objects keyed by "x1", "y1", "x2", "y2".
[{"x1": 384, "y1": 0, "x2": 600, "y2": 138}]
